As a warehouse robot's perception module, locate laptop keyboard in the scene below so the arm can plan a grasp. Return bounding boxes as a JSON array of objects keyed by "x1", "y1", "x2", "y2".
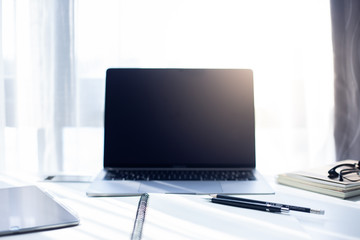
[{"x1": 104, "y1": 169, "x2": 256, "y2": 181}]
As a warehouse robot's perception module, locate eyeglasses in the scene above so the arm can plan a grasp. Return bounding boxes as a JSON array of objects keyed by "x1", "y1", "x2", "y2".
[{"x1": 328, "y1": 161, "x2": 360, "y2": 182}]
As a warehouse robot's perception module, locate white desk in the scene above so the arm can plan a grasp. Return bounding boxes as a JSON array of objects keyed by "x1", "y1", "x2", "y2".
[{"x1": 0, "y1": 174, "x2": 359, "y2": 240}]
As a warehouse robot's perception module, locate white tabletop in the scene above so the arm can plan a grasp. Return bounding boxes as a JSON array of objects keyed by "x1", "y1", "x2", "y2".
[{"x1": 0, "y1": 174, "x2": 359, "y2": 240}]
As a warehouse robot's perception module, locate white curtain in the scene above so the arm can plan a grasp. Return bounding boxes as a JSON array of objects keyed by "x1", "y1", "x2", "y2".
[{"x1": 0, "y1": 0, "x2": 334, "y2": 175}]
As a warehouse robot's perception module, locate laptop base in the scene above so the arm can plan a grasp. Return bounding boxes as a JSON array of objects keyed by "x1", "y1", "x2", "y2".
[{"x1": 87, "y1": 169, "x2": 274, "y2": 197}]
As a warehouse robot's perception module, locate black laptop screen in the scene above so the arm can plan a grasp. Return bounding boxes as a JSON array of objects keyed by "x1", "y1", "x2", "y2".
[{"x1": 104, "y1": 68, "x2": 255, "y2": 168}]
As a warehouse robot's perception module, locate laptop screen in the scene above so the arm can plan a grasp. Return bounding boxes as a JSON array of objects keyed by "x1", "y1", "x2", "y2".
[{"x1": 104, "y1": 68, "x2": 255, "y2": 168}]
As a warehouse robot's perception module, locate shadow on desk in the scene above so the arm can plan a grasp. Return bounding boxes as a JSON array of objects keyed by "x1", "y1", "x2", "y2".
[
  {"x1": 1, "y1": 174, "x2": 360, "y2": 240},
  {"x1": 347, "y1": 195, "x2": 360, "y2": 202}
]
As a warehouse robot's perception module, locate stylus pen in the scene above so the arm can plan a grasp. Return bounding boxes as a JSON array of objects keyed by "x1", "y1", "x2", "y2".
[
  {"x1": 211, "y1": 194, "x2": 325, "y2": 215},
  {"x1": 211, "y1": 197, "x2": 289, "y2": 213}
]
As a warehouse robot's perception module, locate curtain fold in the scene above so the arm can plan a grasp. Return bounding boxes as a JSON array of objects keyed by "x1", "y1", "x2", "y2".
[
  {"x1": 331, "y1": 0, "x2": 360, "y2": 161},
  {"x1": 32, "y1": 0, "x2": 76, "y2": 173},
  {"x1": 0, "y1": 1, "x2": 5, "y2": 171}
]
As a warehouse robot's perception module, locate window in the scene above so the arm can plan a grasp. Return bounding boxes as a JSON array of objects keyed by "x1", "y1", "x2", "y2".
[{"x1": 0, "y1": 0, "x2": 334, "y2": 175}]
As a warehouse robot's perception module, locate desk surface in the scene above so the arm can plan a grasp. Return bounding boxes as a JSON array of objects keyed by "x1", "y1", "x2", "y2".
[{"x1": 0, "y1": 174, "x2": 359, "y2": 240}]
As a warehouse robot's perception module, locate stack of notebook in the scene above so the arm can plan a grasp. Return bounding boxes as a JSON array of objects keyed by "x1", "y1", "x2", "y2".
[{"x1": 277, "y1": 160, "x2": 360, "y2": 199}]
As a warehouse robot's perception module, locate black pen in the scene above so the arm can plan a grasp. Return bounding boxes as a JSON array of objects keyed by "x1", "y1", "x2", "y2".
[
  {"x1": 211, "y1": 197, "x2": 290, "y2": 213},
  {"x1": 211, "y1": 194, "x2": 325, "y2": 215}
]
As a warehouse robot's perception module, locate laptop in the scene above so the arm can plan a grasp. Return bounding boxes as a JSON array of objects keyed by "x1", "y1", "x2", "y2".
[{"x1": 87, "y1": 68, "x2": 273, "y2": 196}]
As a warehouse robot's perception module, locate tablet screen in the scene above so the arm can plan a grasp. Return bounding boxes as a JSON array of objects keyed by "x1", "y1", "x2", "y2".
[{"x1": 0, "y1": 185, "x2": 79, "y2": 236}]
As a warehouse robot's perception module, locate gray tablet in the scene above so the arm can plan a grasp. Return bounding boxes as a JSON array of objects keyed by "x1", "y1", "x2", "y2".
[{"x1": 0, "y1": 185, "x2": 79, "y2": 236}]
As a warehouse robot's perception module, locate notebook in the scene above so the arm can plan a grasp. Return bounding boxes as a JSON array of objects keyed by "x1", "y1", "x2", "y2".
[
  {"x1": 87, "y1": 68, "x2": 273, "y2": 196},
  {"x1": 140, "y1": 194, "x2": 310, "y2": 240},
  {"x1": 0, "y1": 185, "x2": 79, "y2": 236}
]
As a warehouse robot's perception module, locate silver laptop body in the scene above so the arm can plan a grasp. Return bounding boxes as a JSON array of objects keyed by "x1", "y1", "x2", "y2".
[{"x1": 87, "y1": 68, "x2": 273, "y2": 196}]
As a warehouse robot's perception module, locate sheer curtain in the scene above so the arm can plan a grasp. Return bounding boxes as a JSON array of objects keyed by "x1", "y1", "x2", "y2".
[
  {"x1": 1, "y1": 0, "x2": 85, "y2": 174},
  {"x1": 331, "y1": 0, "x2": 360, "y2": 161},
  {"x1": 0, "y1": 0, "x2": 334, "y2": 175}
]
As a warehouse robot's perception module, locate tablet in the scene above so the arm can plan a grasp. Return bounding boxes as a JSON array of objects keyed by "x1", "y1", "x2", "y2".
[{"x1": 0, "y1": 185, "x2": 79, "y2": 236}]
